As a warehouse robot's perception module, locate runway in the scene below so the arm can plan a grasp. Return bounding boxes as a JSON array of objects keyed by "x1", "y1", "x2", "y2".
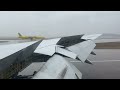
[{"x1": 72, "y1": 49, "x2": 120, "y2": 79}]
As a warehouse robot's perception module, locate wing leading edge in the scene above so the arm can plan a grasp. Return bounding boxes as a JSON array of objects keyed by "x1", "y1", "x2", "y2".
[{"x1": 0, "y1": 40, "x2": 42, "y2": 79}]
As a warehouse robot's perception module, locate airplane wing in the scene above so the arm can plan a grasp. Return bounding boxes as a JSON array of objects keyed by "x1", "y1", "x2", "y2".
[
  {"x1": 31, "y1": 34, "x2": 101, "y2": 79},
  {"x1": 34, "y1": 34, "x2": 101, "y2": 64},
  {"x1": 0, "y1": 40, "x2": 42, "y2": 79},
  {"x1": 32, "y1": 34, "x2": 101, "y2": 79},
  {"x1": 81, "y1": 34, "x2": 102, "y2": 40},
  {"x1": 32, "y1": 55, "x2": 82, "y2": 79},
  {"x1": 0, "y1": 34, "x2": 102, "y2": 79},
  {"x1": 34, "y1": 35, "x2": 85, "y2": 56}
]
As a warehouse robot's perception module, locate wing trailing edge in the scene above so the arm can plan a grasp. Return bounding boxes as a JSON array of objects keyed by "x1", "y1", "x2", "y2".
[{"x1": 67, "y1": 40, "x2": 96, "y2": 63}]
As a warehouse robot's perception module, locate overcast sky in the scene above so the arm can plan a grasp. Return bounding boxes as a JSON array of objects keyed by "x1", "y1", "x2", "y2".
[{"x1": 0, "y1": 11, "x2": 120, "y2": 38}]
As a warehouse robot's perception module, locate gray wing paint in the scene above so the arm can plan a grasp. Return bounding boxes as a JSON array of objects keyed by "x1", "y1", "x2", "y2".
[
  {"x1": 34, "y1": 34, "x2": 101, "y2": 57},
  {"x1": 0, "y1": 40, "x2": 42, "y2": 75},
  {"x1": 32, "y1": 54, "x2": 82, "y2": 79},
  {"x1": 81, "y1": 34, "x2": 102, "y2": 40},
  {"x1": 67, "y1": 40, "x2": 96, "y2": 62}
]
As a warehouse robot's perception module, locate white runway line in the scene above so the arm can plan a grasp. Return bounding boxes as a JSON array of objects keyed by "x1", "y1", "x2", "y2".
[{"x1": 70, "y1": 60, "x2": 120, "y2": 63}]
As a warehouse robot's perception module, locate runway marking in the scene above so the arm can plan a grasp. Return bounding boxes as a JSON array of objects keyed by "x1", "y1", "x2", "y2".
[
  {"x1": 91, "y1": 60, "x2": 120, "y2": 62},
  {"x1": 70, "y1": 60, "x2": 120, "y2": 63}
]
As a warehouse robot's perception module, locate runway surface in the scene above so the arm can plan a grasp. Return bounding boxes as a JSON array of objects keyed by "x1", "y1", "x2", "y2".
[{"x1": 72, "y1": 49, "x2": 120, "y2": 79}]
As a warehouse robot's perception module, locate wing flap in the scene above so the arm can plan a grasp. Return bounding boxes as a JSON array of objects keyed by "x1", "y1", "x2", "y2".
[
  {"x1": 56, "y1": 46, "x2": 77, "y2": 59},
  {"x1": 32, "y1": 55, "x2": 82, "y2": 79},
  {"x1": 67, "y1": 40, "x2": 96, "y2": 62}
]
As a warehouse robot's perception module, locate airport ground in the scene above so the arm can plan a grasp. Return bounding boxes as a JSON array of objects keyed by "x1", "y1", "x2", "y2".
[{"x1": 72, "y1": 49, "x2": 120, "y2": 79}]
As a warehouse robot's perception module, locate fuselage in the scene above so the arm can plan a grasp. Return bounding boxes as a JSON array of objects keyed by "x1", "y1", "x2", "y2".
[{"x1": 19, "y1": 36, "x2": 45, "y2": 40}]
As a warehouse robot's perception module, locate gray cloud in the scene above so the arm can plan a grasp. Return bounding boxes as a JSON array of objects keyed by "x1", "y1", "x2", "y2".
[{"x1": 0, "y1": 11, "x2": 120, "y2": 38}]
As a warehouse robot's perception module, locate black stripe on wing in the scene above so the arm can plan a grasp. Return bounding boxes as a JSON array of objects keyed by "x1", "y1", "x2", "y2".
[{"x1": 57, "y1": 35, "x2": 86, "y2": 47}]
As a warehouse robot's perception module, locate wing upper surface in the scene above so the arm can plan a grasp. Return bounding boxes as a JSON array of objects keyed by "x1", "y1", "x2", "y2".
[
  {"x1": 0, "y1": 40, "x2": 42, "y2": 73},
  {"x1": 34, "y1": 34, "x2": 97, "y2": 63},
  {"x1": 34, "y1": 38, "x2": 61, "y2": 56},
  {"x1": 32, "y1": 55, "x2": 82, "y2": 79},
  {"x1": 81, "y1": 34, "x2": 102, "y2": 40},
  {"x1": 67, "y1": 40, "x2": 96, "y2": 62},
  {"x1": 0, "y1": 41, "x2": 38, "y2": 59}
]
